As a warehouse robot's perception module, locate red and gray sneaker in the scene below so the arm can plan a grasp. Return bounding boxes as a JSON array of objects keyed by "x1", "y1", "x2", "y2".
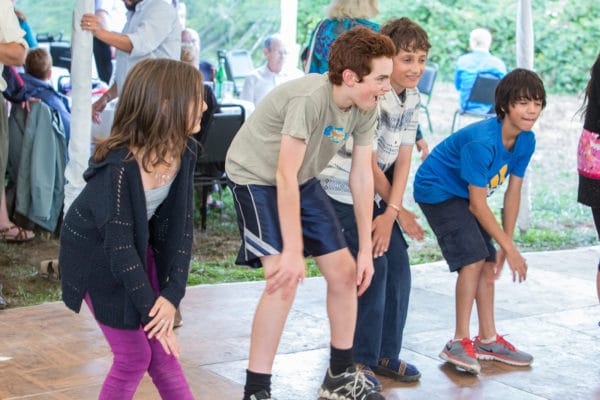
[
  {"x1": 473, "y1": 334, "x2": 533, "y2": 366},
  {"x1": 439, "y1": 337, "x2": 481, "y2": 375}
]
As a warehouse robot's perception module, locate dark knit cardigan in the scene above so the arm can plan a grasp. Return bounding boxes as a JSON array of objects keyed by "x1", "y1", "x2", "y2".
[{"x1": 60, "y1": 140, "x2": 197, "y2": 329}]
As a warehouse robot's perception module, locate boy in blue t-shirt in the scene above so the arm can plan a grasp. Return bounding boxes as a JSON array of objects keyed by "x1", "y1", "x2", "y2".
[{"x1": 413, "y1": 68, "x2": 546, "y2": 375}]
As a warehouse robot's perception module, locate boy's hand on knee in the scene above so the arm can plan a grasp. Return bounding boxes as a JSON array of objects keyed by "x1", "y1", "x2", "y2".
[
  {"x1": 265, "y1": 251, "x2": 305, "y2": 299},
  {"x1": 490, "y1": 248, "x2": 506, "y2": 282},
  {"x1": 157, "y1": 332, "x2": 180, "y2": 358},
  {"x1": 372, "y1": 214, "x2": 394, "y2": 257},
  {"x1": 356, "y1": 251, "x2": 374, "y2": 296}
]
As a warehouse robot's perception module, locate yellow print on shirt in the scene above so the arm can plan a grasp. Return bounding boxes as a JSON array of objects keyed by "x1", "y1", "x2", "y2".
[{"x1": 487, "y1": 164, "x2": 508, "y2": 196}]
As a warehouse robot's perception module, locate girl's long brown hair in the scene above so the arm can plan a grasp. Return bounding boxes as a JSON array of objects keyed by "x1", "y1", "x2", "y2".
[{"x1": 93, "y1": 58, "x2": 204, "y2": 171}]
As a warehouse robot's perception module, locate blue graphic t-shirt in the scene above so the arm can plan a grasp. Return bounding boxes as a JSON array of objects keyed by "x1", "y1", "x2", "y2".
[{"x1": 413, "y1": 117, "x2": 535, "y2": 204}]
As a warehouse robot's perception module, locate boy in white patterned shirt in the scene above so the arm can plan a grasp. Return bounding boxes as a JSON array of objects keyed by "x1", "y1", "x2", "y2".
[{"x1": 320, "y1": 17, "x2": 430, "y2": 390}]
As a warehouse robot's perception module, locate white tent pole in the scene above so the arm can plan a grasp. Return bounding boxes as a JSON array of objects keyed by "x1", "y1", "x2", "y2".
[
  {"x1": 516, "y1": 0, "x2": 534, "y2": 232},
  {"x1": 516, "y1": 0, "x2": 534, "y2": 70},
  {"x1": 280, "y1": 0, "x2": 299, "y2": 69},
  {"x1": 63, "y1": 0, "x2": 94, "y2": 213}
]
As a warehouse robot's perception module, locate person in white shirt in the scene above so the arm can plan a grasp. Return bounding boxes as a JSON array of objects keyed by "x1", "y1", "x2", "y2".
[{"x1": 240, "y1": 34, "x2": 303, "y2": 106}]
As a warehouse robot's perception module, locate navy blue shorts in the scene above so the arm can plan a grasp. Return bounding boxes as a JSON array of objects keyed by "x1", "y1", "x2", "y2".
[
  {"x1": 227, "y1": 177, "x2": 347, "y2": 267},
  {"x1": 418, "y1": 197, "x2": 496, "y2": 272}
]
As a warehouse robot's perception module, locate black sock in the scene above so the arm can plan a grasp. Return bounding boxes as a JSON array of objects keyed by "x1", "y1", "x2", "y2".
[
  {"x1": 330, "y1": 344, "x2": 353, "y2": 375},
  {"x1": 243, "y1": 369, "x2": 271, "y2": 400}
]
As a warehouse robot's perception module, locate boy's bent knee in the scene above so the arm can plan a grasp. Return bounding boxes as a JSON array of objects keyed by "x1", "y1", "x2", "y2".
[{"x1": 317, "y1": 249, "x2": 357, "y2": 288}]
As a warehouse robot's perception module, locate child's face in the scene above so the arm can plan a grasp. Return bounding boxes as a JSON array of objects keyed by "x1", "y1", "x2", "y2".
[
  {"x1": 351, "y1": 56, "x2": 393, "y2": 111},
  {"x1": 504, "y1": 99, "x2": 544, "y2": 133},
  {"x1": 390, "y1": 49, "x2": 428, "y2": 93}
]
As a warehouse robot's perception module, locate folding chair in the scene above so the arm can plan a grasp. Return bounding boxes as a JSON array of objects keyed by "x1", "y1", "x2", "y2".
[
  {"x1": 450, "y1": 73, "x2": 501, "y2": 133},
  {"x1": 417, "y1": 62, "x2": 438, "y2": 133},
  {"x1": 193, "y1": 103, "x2": 245, "y2": 231},
  {"x1": 217, "y1": 49, "x2": 255, "y2": 96}
]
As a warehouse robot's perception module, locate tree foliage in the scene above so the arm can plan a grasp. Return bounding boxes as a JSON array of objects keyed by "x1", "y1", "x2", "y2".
[{"x1": 16, "y1": 0, "x2": 600, "y2": 94}]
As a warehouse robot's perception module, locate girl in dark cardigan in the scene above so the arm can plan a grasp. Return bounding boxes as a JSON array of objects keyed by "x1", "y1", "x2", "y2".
[{"x1": 60, "y1": 58, "x2": 206, "y2": 400}]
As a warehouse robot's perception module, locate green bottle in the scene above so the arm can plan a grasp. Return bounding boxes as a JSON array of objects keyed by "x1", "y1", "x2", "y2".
[{"x1": 215, "y1": 57, "x2": 226, "y2": 100}]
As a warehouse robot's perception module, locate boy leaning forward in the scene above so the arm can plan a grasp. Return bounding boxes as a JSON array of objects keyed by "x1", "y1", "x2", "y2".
[{"x1": 225, "y1": 27, "x2": 396, "y2": 400}]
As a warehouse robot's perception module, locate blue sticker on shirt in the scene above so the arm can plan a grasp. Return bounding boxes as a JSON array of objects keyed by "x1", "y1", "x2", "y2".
[{"x1": 323, "y1": 125, "x2": 348, "y2": 144}]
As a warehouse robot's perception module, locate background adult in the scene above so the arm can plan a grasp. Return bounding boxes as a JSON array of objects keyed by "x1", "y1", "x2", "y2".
[
  {"x1": 0, "y1": 0, "x2": 29, "y2": 309},
  {"x1": 305, "y1": 0, "x2": 379, "y2": 74},
  {"x1": 10, "y1": 0, "x2": 36, "y2": 49},
  {"x1": 21, "y1": 48, "x2": 71, "y2": 144},
  {"x1": 81, "y1": 0, "x2": 181, "y2": 124},
  {"x1": 454, "y1": 28, "x2": 507, "y2": 113},
  {"x1": 93, "y1": 0, "x2": 126, "y2": 84},
  {"x1": 240, "y1": 34, "x2": 303, "y2": 106},
  {"x1": 181, "y1": 27, "x2": 214, "y2": 82}
]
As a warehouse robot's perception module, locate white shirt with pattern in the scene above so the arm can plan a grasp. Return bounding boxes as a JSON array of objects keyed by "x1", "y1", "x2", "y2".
[{"x1": 320, "y1": 87, "x2": 420, "y2": 205}]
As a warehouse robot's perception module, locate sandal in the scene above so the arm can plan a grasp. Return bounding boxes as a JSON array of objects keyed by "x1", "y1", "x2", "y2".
[
  {"x1": 0, "y1": 225, "x2": 35, "y2": 242},
  {"x1": 371, "y1": 357, "x2": 421, "y2": 382},
  {"x1": 40, "y1": 259, "x2": 60, "y2": 280}
]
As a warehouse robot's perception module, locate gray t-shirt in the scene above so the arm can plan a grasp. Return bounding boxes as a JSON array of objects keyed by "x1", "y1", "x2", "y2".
[{"x1": 225, "y1": 74, "x2": 377, "y2": 186}]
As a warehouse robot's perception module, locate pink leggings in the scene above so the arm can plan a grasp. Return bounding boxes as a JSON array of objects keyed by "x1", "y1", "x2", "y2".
[{"x1": 85, "y1": 248, "x2": 194, "y2": 400}]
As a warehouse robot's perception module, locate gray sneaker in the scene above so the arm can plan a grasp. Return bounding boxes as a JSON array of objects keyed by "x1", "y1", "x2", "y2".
[
  {"x1": 318, "y1": 366, "x2": 385, "y2": 400},
  {"x1": 439, "y1": 338, "x2": 481, "y2": 375},
  {"x1": 473, "y1": 334, "x2": 533, "y2": 366}
]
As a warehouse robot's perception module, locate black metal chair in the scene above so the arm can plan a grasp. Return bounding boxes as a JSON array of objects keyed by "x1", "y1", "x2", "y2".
[
  {"x1": 193, "y1": 103, "x2": 245, "y2": 230},
  {"x1": 417, "y1": 62, "x2": 439, "y2": 133},
  {"x1": 450, "y1": 73, "x2": 501, "y2": 133}
]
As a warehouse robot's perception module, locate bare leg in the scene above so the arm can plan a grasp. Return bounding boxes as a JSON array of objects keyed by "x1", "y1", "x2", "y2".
[
  {"x1": 476, "y1": 261, "x2": 497, "y2": 339},
  {"x1": 0, "y1": 189, "x2": 11, "y2": 227},
  {"x1": 315, "y1": 248, "x2": 358, "y2": 350},
  {"x1": 454, "y1": 260, "x2": 484, "y2": 340},
  {"x1": 247, "y1": 254, "x2": 298, "y2": 374}
]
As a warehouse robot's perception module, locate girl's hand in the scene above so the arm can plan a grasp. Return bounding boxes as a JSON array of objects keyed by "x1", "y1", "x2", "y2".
[
  {"x1": 144, "y1": 296, "x2": 176, "y2": 340},
  {"x1": 157, "y1": 331, "x2": 181, "y2": 358}
]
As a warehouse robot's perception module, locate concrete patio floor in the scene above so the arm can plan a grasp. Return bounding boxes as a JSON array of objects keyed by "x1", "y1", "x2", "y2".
[{"x1": 1, "y1": 246, "x2": 599, "y2": 399}]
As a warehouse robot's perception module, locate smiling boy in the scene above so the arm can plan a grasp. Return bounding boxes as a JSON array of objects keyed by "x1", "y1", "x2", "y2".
[
  {"x1": 413, "y1": 69, "x2": 547, "y2": 374},
  {"x1": 225, "y1": 27, "x2": 395, "y2": 400},
  {"x1": 320, "y1": 17, "x2": 430, "y2": 389}
]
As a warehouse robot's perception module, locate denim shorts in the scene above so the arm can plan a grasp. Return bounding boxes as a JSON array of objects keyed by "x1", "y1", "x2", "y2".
[
  {"x1": 227, "y1": 177, "x2": 347, "y2": 267},
  {"x1": 418, "y1": 197, "x2": 496, "y2": 272}
]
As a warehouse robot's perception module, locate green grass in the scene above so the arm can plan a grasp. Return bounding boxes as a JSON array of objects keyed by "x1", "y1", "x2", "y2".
[{"x1": 187, "y1": 256, "x2": 322, "y2": 285}]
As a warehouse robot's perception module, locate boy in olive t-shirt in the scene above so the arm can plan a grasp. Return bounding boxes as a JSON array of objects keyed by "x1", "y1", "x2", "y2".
[{"x1": 225, "y1": 28, "x2": 396, "y2": 400}]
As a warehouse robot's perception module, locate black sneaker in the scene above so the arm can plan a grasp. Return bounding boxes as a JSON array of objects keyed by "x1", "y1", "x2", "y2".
[
  {"x1": 318, "y1": 366, "x2": 385, "y2": 400},
  {"x1": 249, "y1": 390, "x2": 274, "y2": 400}
]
